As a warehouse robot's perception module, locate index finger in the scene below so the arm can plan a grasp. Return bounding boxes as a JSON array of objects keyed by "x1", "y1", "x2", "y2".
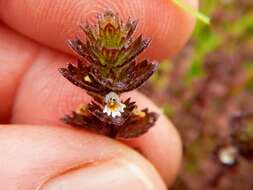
[{"x1": 0, "y1": 0, "x2": 198, "y2": 60}]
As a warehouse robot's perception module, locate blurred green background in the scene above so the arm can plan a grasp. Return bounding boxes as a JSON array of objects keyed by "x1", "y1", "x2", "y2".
[{"x1": 141, "y1": 0, "x2": 253, "y2": 189}]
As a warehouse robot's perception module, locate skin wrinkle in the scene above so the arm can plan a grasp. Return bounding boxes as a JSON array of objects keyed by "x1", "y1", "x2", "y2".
[
  {"x1": 37, "y1": 160, "x2": 104, "y2": 190},
  {"x1": 40, "y1": 0, "x2": 78, "y2": 41}
]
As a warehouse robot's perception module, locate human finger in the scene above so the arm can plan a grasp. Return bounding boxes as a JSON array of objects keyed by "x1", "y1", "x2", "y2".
[
  {"x1": 11, "y1": 49, "x2": 182, "y2": 185},
  {"x1": 0, "y1": 125, "x2": 167, "y2": 190},
  {"x1": 0, "y1": 0, "x2": 198, "y2": 59}
]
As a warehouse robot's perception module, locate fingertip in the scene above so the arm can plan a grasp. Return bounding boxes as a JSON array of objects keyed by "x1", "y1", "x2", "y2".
[
  {"x1": 0, "y1": 125, "x2": 167, "y2": 190},
  {"x1": 122, "y1": 92, "x2": 182, "y2": 186},
  {"x1": 41, "y1": 158, "x2": 167, "y2": 190},
  {"x1": 0, "y1": 0, "x2": 198, "y2": 60}
]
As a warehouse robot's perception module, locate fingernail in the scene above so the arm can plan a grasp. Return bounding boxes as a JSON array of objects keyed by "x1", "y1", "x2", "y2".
[{"x1": 40, "y1": 159, "x2": 162, "y2": 190}]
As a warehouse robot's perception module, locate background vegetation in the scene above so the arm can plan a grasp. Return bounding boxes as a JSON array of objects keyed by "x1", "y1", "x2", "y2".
[{"x1": 141, "y1": 0, "x2": 253, "y2": 189}]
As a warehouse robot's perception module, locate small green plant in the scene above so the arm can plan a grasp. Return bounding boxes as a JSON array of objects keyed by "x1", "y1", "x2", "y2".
[{"x1": 59, "y1": 11, "x2": 158, "y2": 138}]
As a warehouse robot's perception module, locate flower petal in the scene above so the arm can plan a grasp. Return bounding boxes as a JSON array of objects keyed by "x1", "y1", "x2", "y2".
[{"x1": 112, "y1": 111, "x2": 121, "y2": 118}]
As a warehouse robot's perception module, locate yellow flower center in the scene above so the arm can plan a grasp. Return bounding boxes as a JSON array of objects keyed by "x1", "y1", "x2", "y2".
[{"x1": 108, "y1": 100, "x2": 119, "y2": 111}]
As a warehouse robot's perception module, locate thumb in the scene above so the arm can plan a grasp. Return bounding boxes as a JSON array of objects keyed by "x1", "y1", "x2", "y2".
[{"x1": 0, "y1": 125, "x2": 167, "y2": 190}]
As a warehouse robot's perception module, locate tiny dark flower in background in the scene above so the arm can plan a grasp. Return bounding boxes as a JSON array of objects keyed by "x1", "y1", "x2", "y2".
[
  {"x1": 229, "y1": 111, "x2": 253, "y2": 161},
  {"x1": 213, "y1": 110, "x2": 253, "y2": 169},
  {"x1": 59, "y1": 11, "x2": 158, "y2": 138}
]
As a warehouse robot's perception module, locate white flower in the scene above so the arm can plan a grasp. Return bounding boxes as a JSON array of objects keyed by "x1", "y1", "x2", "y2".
[{"x1": 103, "y1": 92, "x2": 126, "y2": 118}]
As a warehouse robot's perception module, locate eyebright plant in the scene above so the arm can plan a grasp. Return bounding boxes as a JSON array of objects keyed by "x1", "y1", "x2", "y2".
[{"x1": 59, "y1": 11, "x2": 158, "y2": 138}]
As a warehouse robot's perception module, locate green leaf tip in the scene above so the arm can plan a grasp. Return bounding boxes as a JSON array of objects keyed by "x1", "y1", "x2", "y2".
[{"x1": 172, "y1": 0, "x2": 210, "y2": 25}]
